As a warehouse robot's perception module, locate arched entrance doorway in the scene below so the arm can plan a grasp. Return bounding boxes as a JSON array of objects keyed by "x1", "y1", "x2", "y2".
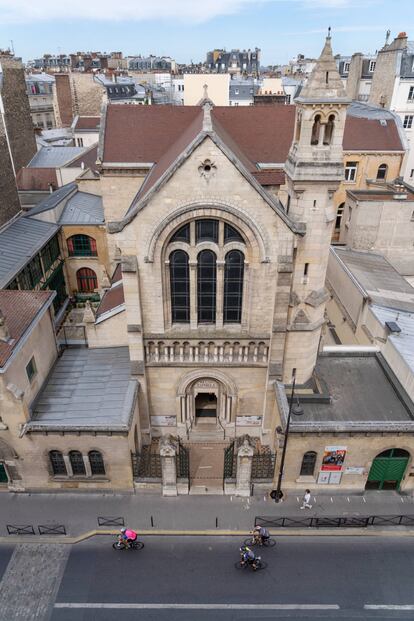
[
  {"x1": 365, "y1": 449, "x2": 410, "y2": 491},
  {"x1": 177, "y1": 370, "x2": 237, "y2": 434}
]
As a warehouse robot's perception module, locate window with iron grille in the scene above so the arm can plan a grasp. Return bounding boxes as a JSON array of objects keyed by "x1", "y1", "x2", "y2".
[
  {"x1": 41, "y1": 236, "x2": 60, "y2": 272},
  {"x1": 170, "y1": 250, "x2": 190, "y2": 323},
  {"x1": 49, "y1": 451, "x2": 67, "y2": 476},
  {"x1": 67, "y1": 235, "x2": 97, "y2": 257},
  {"x1": 300, "y1": 451, "x2": 317, "y2": 476},
  {"x1": 76, "y1": 268, "x2": 98, "y2": 292},
  {"x1": 19, "y1": 255, "x2": 44, "y2": 289},
  {"x1": 89, "y1": 451, "x2": 106, "y2": 475},
  {"x1": 197, "y1": 250, "x2": 216, "y2": 323},
  {"x1": 69, "y1": 451, "x2": 86, "y2": 475},
  {"x1": 224, "y1": 250, "x2": 244, "y2": 323},
  {"x1": 45, "y1": 264, "x2": 67, "y2": 313}
]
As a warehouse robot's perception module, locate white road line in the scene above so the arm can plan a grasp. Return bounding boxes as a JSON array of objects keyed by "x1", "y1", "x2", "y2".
[
  {"x1": 330, "y1": 497, "x2": 333, "y2": 503},
  {"x1": 347, "y1": 497, "x2": 350, "y2": 502},
  {"x1": 365, "y1": 605, "x2": 414, "y2": 610},
  {"x1": 363, "y1": 497, "x2": 366, "y2": 503},
  {"x1": 401, "y1": 497, "x2": 405, "y2": 502},
  {"x1": 55, "y1": 603, "x2": 341, "y2": 610},
  {"x1": 199, "y1": 466, "x2": 212, "y2": 469}
]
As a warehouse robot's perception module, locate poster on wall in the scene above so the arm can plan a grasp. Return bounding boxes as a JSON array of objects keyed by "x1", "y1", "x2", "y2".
[
  {"x1": 151, "y1": 416, "x2": 176, "y2": 427},
  {"x1": 321, "y1": 446, "x2": 347, "y2": 471},
  {"x1": 236, "y1": 416, "x2": 262, "y2": 427}
]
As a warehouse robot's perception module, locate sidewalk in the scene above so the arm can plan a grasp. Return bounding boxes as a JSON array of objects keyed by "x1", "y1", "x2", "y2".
[{"x1": 0, "y1": 489, "x2": 413, "y2": 537}]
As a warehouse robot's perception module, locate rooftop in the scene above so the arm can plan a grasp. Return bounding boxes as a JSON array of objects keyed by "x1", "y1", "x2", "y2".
[
  {"x1": 276, "y1": 353, "x2": 414, "y2": 432},
  {"x1": 0, "y1": 217, "x2": 59, "y2": 288},
  {"x1": 331, "y1": 247, "x2": 414, "y2": 313},
  {"x1": 0, "y1": 291, "x2": 55, "y2": 369},
  {"x1": 16, "y1": 167, "x2": 58, "y2": 192},
  {"x1": 72, "y1": 116, "x2": 100, "y2": 131},
  {"x1": 28, "y1": 347, "x2": 138, "y2": 432},
  {"x1": 371, "y1": 305, "x2": 414, "y2": 374},
  {"x1": 28, "y1": 147, "x2": 87, "y2": 168},
  {"x1": 27, "y1": 184, "x2": 104, "y2": 225}
]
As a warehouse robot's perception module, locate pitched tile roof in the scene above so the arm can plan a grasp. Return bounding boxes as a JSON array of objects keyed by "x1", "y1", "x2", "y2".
[
  {"x1": 66, "y1": 144, "x2": 98, "y2": 170},
  {"x1": 73, "y1": 116, "x2": 100, "y2": 131},
  {"x1": 16, "y1": 167, "x2": 58, "y2": 191},
  {"x1": 343, "y1": 116, "x2": 404, "y2": 152},
  {"x1": 102, "y1": 104, "x2": 404, "y2": 170},
  {"x1": 95, "y1": 263, "x2": 125, "y2": 322},
  {"x1": 252, "y1": 169, "x2": 285, "y2": 185},
  {"x1": 0, "y1": 290, "x2": 55, "y2": 368}
]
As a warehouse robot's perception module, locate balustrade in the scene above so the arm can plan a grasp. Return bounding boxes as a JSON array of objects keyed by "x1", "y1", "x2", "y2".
[{"x1": 144, "y1": 339, "x2": 269, "y2": 365}]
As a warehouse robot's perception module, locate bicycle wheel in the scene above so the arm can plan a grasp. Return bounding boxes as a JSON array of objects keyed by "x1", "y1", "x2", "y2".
[
  {"x1": 112, "y1": 541, "x2": 126, "y2": 550},
  {"x1": 132, "y1": 541, "x2": 144, "y2": 550},
  {"x1": 234, "y1": 561, "x2": 247, "y2": 570},
  {"x1": 243, "y1": 537, "x2": 257, "y2": 547},
  {"x1": 253, "y1": 560, "x2": 267, "y2": 571},
  {"x1": 263, "y1": 538, "x2": 276, "y2": 548}
]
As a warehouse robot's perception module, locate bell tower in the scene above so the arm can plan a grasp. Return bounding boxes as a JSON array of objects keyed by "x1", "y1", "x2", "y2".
[{"x1": 283, "y1": 33, "x2": 351, "y2": 383}]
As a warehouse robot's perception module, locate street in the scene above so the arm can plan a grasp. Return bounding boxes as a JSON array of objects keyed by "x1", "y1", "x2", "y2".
[{"x1": 1, "y1": 536, "x2": 414, "y2": 620}]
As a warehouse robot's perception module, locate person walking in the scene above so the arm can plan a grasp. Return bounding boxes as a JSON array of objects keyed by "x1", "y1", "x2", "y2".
[{"x1": 300, "y1": 489, "x2": 313, "y2": 509}]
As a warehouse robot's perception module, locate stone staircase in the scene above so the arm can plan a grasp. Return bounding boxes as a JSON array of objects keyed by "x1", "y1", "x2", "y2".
[{"x1": 189, "y1": 423, "x2": 225, "y2": 442}]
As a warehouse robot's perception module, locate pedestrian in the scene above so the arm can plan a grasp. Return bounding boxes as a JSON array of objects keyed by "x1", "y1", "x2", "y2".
[{"x1": 300, "y1": 489, "x2": 312, "y2": 509}]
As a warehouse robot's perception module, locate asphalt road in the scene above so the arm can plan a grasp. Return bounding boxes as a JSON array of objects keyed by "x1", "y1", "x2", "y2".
[{"x1": 48, "y1": 535, "x2": 414, "y2": 621}]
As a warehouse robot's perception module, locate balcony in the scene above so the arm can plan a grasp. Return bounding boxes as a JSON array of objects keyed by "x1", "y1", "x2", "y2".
[{"x1": 144, "y1": 338, "x2": 269, "y2": 366}]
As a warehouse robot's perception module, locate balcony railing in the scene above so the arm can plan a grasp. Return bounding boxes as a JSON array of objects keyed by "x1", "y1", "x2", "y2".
[{"x1": 144, "y1": 338, "x2": 269, "y2": 365}]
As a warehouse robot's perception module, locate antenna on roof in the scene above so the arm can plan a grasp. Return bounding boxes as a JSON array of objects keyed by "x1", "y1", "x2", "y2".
[{"x1": 385, "y1": 29, "x2": 391, "y2": 45}]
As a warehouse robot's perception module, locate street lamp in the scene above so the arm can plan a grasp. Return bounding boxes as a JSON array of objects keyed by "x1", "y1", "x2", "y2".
[{"x1": 274, "y1": 373, "x2": 304, "y2": 503}]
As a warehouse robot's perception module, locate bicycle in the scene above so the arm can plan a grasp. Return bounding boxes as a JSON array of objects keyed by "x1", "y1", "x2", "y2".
[
  {"x1": 243, "y1": 534, "x2": 276, "y2": 548},
  {"x1": 112, "y1": 535, "x2": 145, "y2": 551},
  {"x1": 235, "y1": 557, "x2": 267, "y2": 571}
]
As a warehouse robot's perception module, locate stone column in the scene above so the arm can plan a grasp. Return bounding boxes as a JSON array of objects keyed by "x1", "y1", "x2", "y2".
[
  {"x1": 235, "y1": 436, "x2": 254, "y2": 497},
  {"x1": 159, "y1": 435, "x2": 178, "y2": 497}
]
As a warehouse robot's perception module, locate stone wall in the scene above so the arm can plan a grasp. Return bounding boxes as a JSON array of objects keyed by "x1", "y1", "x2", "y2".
[{"x1": 0, "y1": 115, "x2": 20, "y2": 226}]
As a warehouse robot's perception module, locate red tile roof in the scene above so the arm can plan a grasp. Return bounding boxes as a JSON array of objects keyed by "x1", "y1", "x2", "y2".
[
  {"x1": 16, "y1": 168, "x2": 58, "y2": 191},
  {"x1": 67, "y1": 145, "x2": 98, "y2": 171},
  {"x1": 343, "y1": 116, "x2": 404, "y2": 152},
  {"x1": 252, "y1": 169, "x2": 286, "y2": 186},
  {"x1": 0, "y1": 291, "x2": 54, "y2": 368},
  {"x1": 95, "y1": 282, "x2": 125, "y2": 320},
  {"x1": 74, "y1": 116, "x2": 100, "y2": 131}
]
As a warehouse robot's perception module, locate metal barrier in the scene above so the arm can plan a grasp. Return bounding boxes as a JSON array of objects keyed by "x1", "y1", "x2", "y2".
[
  {"x1": 97, "y1": 516, "x2": 125, "y2": 527},
  {"x1": 38, "y1": 525, "x2": 66, "y2": 535},
  {"x1": 255, "y1": 514, "x2": 414, "y2": 528},
  {"x1": 7, "y1": 525, "x2": 35, "y2": 535}
]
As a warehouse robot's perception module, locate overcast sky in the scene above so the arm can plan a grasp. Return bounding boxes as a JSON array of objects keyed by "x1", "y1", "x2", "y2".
[{"x1": 0, "y1": 0, "x2": 412, "y2": 64}]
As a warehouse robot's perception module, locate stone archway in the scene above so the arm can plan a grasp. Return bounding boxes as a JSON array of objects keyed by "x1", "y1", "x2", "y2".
[{"x1": 177, "y1": 369, "x2": 237, "y2": 428}]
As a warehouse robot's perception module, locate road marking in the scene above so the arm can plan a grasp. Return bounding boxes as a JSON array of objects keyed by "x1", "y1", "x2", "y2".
[
  {"x1": 363, "y1": 497, "x2": 366, "y2": 503},
  {"x1": 55, "y1": 603, "x2": 341, "y2": 610},
  {"x1": 365, "y1": 605, "x2": 414, "y2": 610},
  {"x1": 330, "y1": 497, "x2": 333, "y2": 503},
  {"x1": 199, "y1": 466, "x2": 212, "y2": 469},
  {"x1": 401, "y1": 497, "x2": 405, "y2": 502},
  {"x1": 347, "y1": 497, "x2": 350, "y2": 502}
]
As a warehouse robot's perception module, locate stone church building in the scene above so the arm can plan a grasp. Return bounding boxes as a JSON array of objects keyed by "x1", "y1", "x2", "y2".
[{"x1": 2, "y1": 36, "x2": 414, "y2": 495}]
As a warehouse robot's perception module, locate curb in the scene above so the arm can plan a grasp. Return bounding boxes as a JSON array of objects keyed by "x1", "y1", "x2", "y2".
[{"x1": 2, "y1": 527, "x2": 414, "y2": 545}]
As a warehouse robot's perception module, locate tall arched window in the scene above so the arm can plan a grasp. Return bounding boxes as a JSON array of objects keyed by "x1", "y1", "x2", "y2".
[
  {"x1": 197, "y1": 250, "x2": 216, "y2": 323},
  {"x1": 67, "y1": 235, "x2": 97, "y2": 257},
  {"x1": 49, "y1": 450, "x2": 66, "y2": 476},
  {"x1": 76, "y1": 268, "x2": 97, "y2": 292},
  {"x1": 89, "y1": 451, "x2": 106, "y2": 475},
  {"x1": 224, "y1": 250, "x2": 244, "y2": 323},
  {"x1": 170, "y1": 250, "x2": 190, "y2": 323},
  {"x1": 300, "y1": 451, "x2": 317, "y2": 476},
  {"x1": 335, "y1": 202, "x2": 345, "y2": 231},
  {"x1": 311, "y1": 114, "x2": 321, "y2": 145},
  {"x1": 376, "y1": 163, "x2": 388, "y2": 180},
  {"x1": 323, "y1": 114, "x2": 335, "y2": 145},
  {"x1": 69, "y1": 450, "x2": 86, "y2": 475}
]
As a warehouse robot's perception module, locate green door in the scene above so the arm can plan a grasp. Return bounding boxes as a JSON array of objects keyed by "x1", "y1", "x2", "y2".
[
  {"x1": 0, "y1": 464, "x2": 8, "y2": 484},
  {"x1": 366, "y1": 449, "x2": 409, "y2": 490}
]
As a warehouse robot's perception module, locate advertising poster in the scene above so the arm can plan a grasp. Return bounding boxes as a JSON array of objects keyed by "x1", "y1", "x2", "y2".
[{"x1": 321, "y1": 446, "x2": 347, "y2": 471}]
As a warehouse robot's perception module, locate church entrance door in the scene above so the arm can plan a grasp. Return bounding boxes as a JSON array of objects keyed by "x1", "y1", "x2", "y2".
[{"x1": 195, "y1": 393, "x2": 217, "y2": 421}]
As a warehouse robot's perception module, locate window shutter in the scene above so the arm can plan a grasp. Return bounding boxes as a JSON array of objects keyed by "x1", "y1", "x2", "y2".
[
  {"x1": 67, "y1": 238, "x2": 74, "y2": 254},
  {"x1": 90, "y1": 238, "x2": 97, "y2": 254}
]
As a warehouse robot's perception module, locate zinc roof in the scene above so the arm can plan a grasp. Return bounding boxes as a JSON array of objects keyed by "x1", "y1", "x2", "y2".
[
  {"x1": 0, "y1": 217, "x2": 59, "y2": 288},
  {"x1": 371, "y1": 305, "x2": 414, "y2": 374},
  {"x1": 59, "y1": 192, "x2": 104, "y2": 225},
  {"x1": 28, "y1": 147, "x2": 87, "y2": 168}
]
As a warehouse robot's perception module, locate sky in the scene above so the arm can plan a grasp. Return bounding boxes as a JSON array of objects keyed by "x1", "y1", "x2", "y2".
[{"x1": 0, "y1": 0, "x2": 413, "y2": 65}]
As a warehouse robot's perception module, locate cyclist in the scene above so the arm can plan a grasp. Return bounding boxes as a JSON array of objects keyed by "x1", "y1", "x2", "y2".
[
  {"x1": 240, "y1": 545, "x2": 257, "y2": 567},
  {"x1": 120, "y1": 527, "x2": 138, "y2": 548},
  {"x1": 252, "y1": 525, "x2": 270, "y2": 545}
]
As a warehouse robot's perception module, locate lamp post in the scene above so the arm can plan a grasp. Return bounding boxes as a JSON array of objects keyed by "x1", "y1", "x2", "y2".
[{"x1": 274, "y1": 373, "x2": 304, "y2": 503}]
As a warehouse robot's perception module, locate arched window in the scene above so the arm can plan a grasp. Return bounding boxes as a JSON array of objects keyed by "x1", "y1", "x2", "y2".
[
  {"x1": 169, "y1": 250, "x2": 190, "y2": 323},
  {"x1": 170, "y1": 224, "x2": 190, "y2": 243},
  {"x1": 67, "y1": 235, "x2": 97, "y2": 257},
  {"x1": 196, "y1": 219, "x2": 218, "y2": 243},
  {"x1": 224, "y1": 223, "x2": 244, "y2": 244},
  {"x1": 49, "y1": 450, "x2": 66, "y2": 476},
  {"x1": 300, "y1": 451, "x2": 317, "y2": 476},
  {"x1": 69, "y1": 450, "x2": 86, "y2": 475},
  {"x1": 323, "y1": 114, "x2": 335, "y2": 145},
  {"x1": 224, "y1": 250, "x2": 244, "y2": 323},
  {"x1": 197, "y1": 250, "x2": 216, "y2": 323},
  {"x1": 376, "y1": 163, "x2": 388, "y2": 180},
  {"x1": 76, "y1": 268, "x2": 97, "y2": 292},
  {"x1": 89, "y1": 450, "x2": 106, "y2": 476},
  {"x1": 311, "y1": 115, "x2": 321, "y2": 145}
]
